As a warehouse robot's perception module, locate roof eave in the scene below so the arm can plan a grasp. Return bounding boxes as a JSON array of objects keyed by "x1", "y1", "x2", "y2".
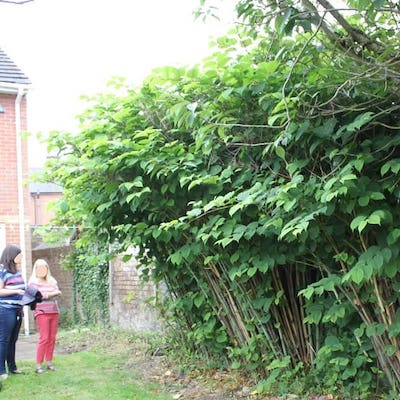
[{"x1": 0, "y1": 82, "x2": 30, "y2": 94}]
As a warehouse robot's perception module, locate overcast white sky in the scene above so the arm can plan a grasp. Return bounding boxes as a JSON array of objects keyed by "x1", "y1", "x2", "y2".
[{"x1": 0, "y1": 0, "x2": 235, "y2": 167}]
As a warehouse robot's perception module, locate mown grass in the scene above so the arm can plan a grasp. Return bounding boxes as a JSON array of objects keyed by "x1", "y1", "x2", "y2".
[{"x1": 0, "y1": 328, "x2": 174, "y2": 400}]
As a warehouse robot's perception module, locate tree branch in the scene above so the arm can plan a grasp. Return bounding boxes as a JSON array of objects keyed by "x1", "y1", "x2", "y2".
[{"x1": 315, "y1": 0, "x2": 382, "y2": 53}]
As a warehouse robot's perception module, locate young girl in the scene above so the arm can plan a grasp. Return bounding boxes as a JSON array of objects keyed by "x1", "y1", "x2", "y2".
[{"x1": 28, "y1": 259, "x2": 62, "y2": 373}]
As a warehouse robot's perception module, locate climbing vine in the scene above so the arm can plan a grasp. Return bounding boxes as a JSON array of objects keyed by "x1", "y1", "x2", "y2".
[{"x1": 62, "y1": 244, "x2": 109, "y2": 326}]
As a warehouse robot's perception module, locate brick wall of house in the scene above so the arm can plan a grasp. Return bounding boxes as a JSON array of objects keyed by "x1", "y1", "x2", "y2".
[
  {"x1": 29, "y1": 192, "x2": 62, "y2": 226},
  {"x1": 0, "y1": 93, "x2": 31, "y2": 250},
  {"x1": 0, "y1": 90, "x2": 33, "y2": 333},
  {"x1": 110, "y1": 248, "x2": 163, "y2": 332}
]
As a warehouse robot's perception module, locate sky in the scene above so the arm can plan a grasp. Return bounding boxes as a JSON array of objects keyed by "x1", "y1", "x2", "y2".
[{"x1": 0, "y1": 0, "x2": 235, "y2": 167}]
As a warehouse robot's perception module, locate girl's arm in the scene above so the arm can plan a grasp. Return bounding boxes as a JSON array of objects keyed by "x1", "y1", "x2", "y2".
[
  {"x1": 41, "y1": 285, "x2": 62, "y2": 299},
  {"x1": 47, "y1": 289, "x2": 62, "y2": 298}
]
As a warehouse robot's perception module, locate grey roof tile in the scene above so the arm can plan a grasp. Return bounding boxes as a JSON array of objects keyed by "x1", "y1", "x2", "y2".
[
  {"x1": 29, "y1": 168, "x2": 63, "y2": 193},
  {"x1": 0, "y1": 47, "x2": 30, "y2": 85},
  {"x1": 29, "y1": 182, "x2": 63, "y2": 194}
]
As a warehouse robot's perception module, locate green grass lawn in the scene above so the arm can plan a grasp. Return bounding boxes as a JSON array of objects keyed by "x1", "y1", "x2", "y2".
[{"x1": 1, "y1": 350, "x2": 174, "y2": 400}]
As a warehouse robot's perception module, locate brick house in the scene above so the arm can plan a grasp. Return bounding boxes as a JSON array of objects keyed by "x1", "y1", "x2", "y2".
[
  {"x1": 0, "y1": 47, "x2": 33, "y2": 332},
  {"x1": 0, "y1": 48, "x2": 74, "y2": 333},
  {"x1": 29, "y1": 175, "x2": 63, "y2": 227}
]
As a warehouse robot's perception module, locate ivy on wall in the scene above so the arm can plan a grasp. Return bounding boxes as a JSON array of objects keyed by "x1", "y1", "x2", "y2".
[{"x1": 63, "y1": 245, "x2": 109, "y2": 326}]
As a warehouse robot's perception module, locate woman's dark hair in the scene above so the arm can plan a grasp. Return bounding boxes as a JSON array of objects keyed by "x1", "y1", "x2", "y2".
[{"x1": 0, "y1": 244, "x2": 22, "y2": 274}]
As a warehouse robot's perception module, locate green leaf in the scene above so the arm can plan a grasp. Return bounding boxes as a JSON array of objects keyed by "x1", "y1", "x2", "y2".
[
  {"x1": 345, "y1": 112, "x2": 374, "y2": 132},
  {"x1": 231, "y1": 361, "x2": 241, "y2": 369},
  {"x1": 340, "y1": 173, "x2": 357, "y2": 183},
  {"x1": 267, "y1": 356, "x2": 291, "y2": 370},
  {"x1": 343, "y1": 266, "x2": 364, "y2": 284},
  {"x1": 120, "y1": 179, "x2": 143, "y2": 190},
  {"x1": 342, "y1": 366, "x2": 357, "y2": 379},
  {"x1": 194, "y1": 293, "x2": 205, "y2": 308},
  {"x1": 354, "y1": 326, "x2": 365, "y2": 338},
  {"x1": 370, "y1": 192, "x2": 385, "y2": 200},
  {"x1": 256, "y1": 60, "x2": 280, "y2": 76},
  {"x1": 350, "y1": 215, "x2": 367, "y2": 231},
  {"x1": 371, "y1": 253, "x2": 383, "y2": 270},
  {"x1": 299, "y1": 286, "x2": 314, "y2": 300},
  {"x1": 358, "y1": 196, "x2": 369, "y2": 206},
  {"x1": 388, "y1": 319, "x2": 400, "y2": 338},
  {"x1": 366, "y1": 323, "x2": 386, "y2": 337},
  {"x1": 169, "y1": 252, "x2": 182, "y2": 265},
  {"x1": 216, "y1": 331, "x2": 227, "y2": 343},
  {"x1": 96, "y1": 201, "x2": 113, "y2": 212},
  {"x1": 275, "y1": 7, "x2": 293, "y2": 36},
  {"x1": 352, "y1": 267, "x2": 364, "y2": 284},
  {"x1": 367, "y1": 212, "x2": 381, "y2": 225},
  {"x1": 324, "y1": 335, "x2": 343, "y2": 349},
  {"x1": 387, "y1": 229, "x2": 400, "y2": 245},
  {"x1": 230, "y1": 252, "x2": 240, "y2": 263},
  {"x1": 314, "y1": 118, "x2": 337, "y2": 137},
  {"x1": 380, "y1": 159, "x2": 400, "y2": 176},
  {"x1": 373, "y1": 0, "x2": 385, "y2": 7},
  {"x1": 275, "y1": 146, "x2": 286, "y2": 159},
  {"x1": 187, "y1": 208, "x2": 202, "y2": 217},
  {"x1": 215, "y1": 237, "x2": 234, "y2": 248},
  {"x1": 229, "y1": 202, "x2": 244, "y2": 216},
  {"x1": 384, "y1": 262, "x2": 399, "y2": 279},
  {"x1": 354, "y1": 159, "x2": 364, "y2": 172},
  {"x1": 385, "y1": 345, "x2": 397, "y2": 356}
]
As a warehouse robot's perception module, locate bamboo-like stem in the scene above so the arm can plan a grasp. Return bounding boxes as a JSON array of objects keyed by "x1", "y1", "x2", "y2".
[
  {"x1": 271, "y1": 269, "x2": 298, "y2": 358},
  {"x1": 297, "y1": 267, "x2": 312, "y2": 363},
  {"x1": 204, "y1": 259, "x2": 251, "y2": 346},
  {"x1": 372, "y1": 276, "x2": 389, "y2": 327},
  {"x1": 204, "y1": 266, "x2": 240, "y2": 342},
  {"x1": 219, "y1": 263, "x2": 282, "y2": 358}
]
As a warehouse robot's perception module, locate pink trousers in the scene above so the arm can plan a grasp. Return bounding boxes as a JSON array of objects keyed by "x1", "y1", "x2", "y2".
[{"x1": 35, "y1": 313, "x2": 59, "y2": 364}]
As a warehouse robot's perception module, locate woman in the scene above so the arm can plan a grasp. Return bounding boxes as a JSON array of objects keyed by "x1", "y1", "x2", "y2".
[
  {"x1": 28, "y1": 259, "x2": 61, "y2": 373},
  {"x1": 0, "y1": 244, "x2": 25, "y2": 380}
]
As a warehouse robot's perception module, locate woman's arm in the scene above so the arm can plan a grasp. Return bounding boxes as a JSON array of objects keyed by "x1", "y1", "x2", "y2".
[{"x1": 0, "y1": 279, "x2": 25, "y2": 296}]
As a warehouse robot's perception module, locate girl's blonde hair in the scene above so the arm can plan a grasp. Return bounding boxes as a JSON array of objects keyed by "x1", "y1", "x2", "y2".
[{"x1": 29, "y1": 258, "x2": 58, "y2": 285}]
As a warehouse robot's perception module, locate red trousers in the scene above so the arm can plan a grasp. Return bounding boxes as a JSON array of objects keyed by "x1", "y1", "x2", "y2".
[{"x1": 35, "y1": 313, "x2": 59, "y2": 364}]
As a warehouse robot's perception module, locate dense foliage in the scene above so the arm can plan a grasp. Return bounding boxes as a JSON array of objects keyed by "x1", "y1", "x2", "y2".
[{"x1": 42, "y1": 1, "x2": 400, "y2": 398}]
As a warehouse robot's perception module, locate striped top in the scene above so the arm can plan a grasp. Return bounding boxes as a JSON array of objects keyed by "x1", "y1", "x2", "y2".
[
  {"x1": 0, "y1": 265, "x2": 25, "y2": 309},
  {"x1": 28, "y1": 282, "x2": 60, "y2": 316}
]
